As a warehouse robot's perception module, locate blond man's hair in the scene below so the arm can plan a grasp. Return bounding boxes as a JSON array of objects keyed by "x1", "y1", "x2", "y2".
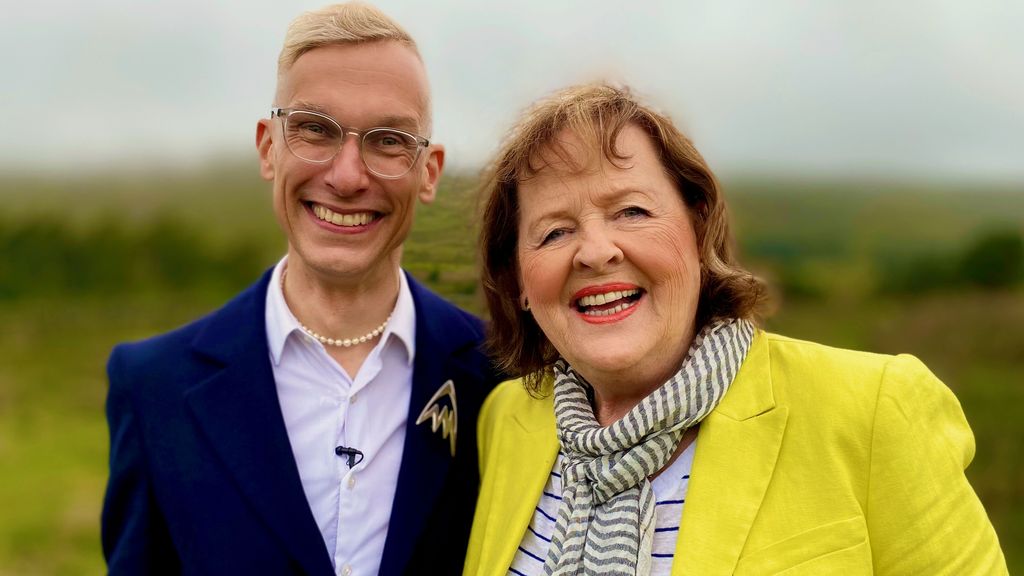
[
  {"x1": 273, "y1": 3, "x2": 431, "y2": 130},
  {"x1": 278, "y1": 2, "x2": 419, "y2": 76}
]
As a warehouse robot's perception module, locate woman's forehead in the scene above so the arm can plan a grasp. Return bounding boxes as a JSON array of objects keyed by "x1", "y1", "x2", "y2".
[
  {"x1": 525, "y1": 124, "x2": 662, "y2": 176},
  {"x1": 522, "y1": 126, "x2": 663, "y2": 190}
]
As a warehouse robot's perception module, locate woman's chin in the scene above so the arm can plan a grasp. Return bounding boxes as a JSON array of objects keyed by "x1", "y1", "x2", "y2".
[
  {"x1": 565, "y1": 335, "x2": 691, "y2": 395},
  {"x1": 568, "y1": 351, "x2": 650, "y2": 387}
]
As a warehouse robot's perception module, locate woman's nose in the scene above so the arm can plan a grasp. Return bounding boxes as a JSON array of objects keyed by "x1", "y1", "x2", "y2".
[{"x1": 572, "y1": 224, "x2": 624, "y2": 272}]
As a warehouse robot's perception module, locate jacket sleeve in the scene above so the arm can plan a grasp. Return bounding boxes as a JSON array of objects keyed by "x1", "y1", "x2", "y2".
[
  {"x1": 101, "y1": 345, "x2": 180, "y2": 574},
  {"x1": 866, "y1": 354, "x2": 1007, "y2": 575}
]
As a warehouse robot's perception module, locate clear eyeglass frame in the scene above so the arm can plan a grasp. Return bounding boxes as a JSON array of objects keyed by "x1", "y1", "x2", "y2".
[{"x1": 270, "y1": 108, "x2": 430, "y2": 179}]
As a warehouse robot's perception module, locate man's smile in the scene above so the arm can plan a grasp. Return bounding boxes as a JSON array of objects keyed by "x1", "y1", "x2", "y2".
[{"x1": 309, "y1": 202, "x2": 381, "y2": 228}]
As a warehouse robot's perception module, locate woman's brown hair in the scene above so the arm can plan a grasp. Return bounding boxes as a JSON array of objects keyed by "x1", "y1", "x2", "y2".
[{"x1": 480, "y1": 83, "x2": 768, "y2": 392}]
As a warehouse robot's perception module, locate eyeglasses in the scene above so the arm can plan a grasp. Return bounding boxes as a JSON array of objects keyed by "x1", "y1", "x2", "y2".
[{"x1": 270, "y1": 108, "x2": 430, "y2": 179}]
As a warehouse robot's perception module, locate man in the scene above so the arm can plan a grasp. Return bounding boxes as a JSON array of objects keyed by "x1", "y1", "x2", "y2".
[{"x1": 102, "y1": 4, "x2": 497, "y2": 575}]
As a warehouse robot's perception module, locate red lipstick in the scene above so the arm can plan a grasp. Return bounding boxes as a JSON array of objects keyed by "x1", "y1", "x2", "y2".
[{"x1": 571, "y1": 283, "x2": 644, "y2": 325}]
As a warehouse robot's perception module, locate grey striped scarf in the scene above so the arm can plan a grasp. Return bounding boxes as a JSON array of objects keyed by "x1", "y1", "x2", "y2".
[{"x1": 544, "y1": 318, "x2": 755, "y2": 576}]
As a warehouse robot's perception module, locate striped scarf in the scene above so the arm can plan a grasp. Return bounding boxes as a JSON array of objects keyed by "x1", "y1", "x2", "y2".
[{"x1": 544, "y1": 318, "x2": 755, "y2": 576}]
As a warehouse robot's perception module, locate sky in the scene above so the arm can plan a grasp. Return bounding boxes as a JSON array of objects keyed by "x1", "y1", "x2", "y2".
[{"x1": 4, "y1": 0, "x2": 1023, "y2": 182}]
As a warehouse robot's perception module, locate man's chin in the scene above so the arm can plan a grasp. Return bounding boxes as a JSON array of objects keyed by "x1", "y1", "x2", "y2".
[{"x1": 291, "y1": 248, "x2": 397, "y2": 283}]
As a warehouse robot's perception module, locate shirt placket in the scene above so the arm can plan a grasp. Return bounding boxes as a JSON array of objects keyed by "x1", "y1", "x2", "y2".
[{"x1": 331, "y1": 348, "x2": 384, "y2": 575}]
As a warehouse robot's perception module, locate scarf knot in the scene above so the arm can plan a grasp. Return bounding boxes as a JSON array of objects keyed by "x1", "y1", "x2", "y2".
[{"x1": 544, "y1": 319, "x2": 755, "y2": 576}]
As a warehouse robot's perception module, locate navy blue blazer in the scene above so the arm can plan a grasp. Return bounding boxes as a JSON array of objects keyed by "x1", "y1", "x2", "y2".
[{"x1": 102, "y1": 269, "x2": 499, "y2": 575}]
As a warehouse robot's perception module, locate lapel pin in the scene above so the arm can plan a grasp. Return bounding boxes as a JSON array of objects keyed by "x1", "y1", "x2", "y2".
[{"x1": 415, "y1": 379, "x2": 457, "y2": 457}]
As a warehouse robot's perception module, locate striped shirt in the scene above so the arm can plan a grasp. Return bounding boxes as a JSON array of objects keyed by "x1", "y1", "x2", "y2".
[{"x1": 509, "y1": 441, "x2": 697, "y2": 576}]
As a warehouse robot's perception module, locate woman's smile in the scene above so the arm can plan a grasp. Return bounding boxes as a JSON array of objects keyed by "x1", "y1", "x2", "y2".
[{"x1": 571, "y1": 283, "x2": 645, "y2": 323}]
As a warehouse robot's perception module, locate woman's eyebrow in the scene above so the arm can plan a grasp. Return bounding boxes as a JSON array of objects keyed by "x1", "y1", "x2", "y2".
[
  {"x1": 523, "y1": 209, "x2": 571, "y2": 236},
  {"x1": 592, "y1": 186, "x2": 652, "y2": 206}
]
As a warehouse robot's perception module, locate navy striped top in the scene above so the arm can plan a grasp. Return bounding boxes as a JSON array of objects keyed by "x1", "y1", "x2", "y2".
[{"x1": 508, "y1": 441, "x2": 697, "y2": 576}]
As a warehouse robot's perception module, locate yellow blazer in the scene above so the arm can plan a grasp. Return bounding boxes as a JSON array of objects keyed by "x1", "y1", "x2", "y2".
[{"x1": 464, "y1": 332, "x2": 1007, "y2": 575}]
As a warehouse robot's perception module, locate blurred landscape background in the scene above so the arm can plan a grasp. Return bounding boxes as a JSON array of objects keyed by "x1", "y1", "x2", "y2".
[
  {"x1": 1, "y1": 167, "x2": 1021, "y2": 573},
  {"x1": 3, "y1": 0, "x2": 1022, "y2": 573}
]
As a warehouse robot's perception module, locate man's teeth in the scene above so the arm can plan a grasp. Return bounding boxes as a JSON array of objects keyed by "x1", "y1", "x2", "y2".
[
  {"x1": 313, "y1": 204, "x2": 375, "y2": 227},
  {"x1": 577, "y1": 289, "x2": 640, "y2": 308}
]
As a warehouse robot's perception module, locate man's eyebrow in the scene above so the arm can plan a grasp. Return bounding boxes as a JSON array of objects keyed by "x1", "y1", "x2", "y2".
[
  {"x1": 286, "y1": 103, "x2": 422, "y2": 133},
  {"x1": 291, "y1": 100, "x2": 331, "y2": 115},
  {"x1": 372, "y1": 115, "x2": 422, "y2": 132}
]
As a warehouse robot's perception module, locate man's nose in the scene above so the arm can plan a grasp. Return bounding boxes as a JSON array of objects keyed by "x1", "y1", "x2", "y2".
[
  {"x1": 572, "y1": 224, "x2": 624, "y2": 272},
  {"x1": 323, "y1": 133, "x2": 370, "y2": 195}
]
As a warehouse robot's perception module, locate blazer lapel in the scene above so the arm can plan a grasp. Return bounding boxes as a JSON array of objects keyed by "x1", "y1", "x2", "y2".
[
  {"x1": 484, "y1": 393, "x2": 559, "y2": 576},
  {"x1": 184, "y1": 272, "x2": 333, "y2": 576},
  {"x1": 674, "y1": 331, "x2": 789, "y2": 576},
  {"x1": 378, "y1": 275, "x2": 487, "y2": 576}
]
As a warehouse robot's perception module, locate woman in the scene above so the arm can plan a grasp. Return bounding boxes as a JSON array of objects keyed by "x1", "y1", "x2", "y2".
[{"x1": 464, "y1": 84, "x2": 1007, "y2": 576}]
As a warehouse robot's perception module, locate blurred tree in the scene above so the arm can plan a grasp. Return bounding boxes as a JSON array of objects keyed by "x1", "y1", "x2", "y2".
[
  {"x1": 875, "y1": 252, "x2": 961, "y2": 295},
  {"x1": 139, "y1": 216, "x2": 207, "y2": 290},
  {"x1": 68, "y1": 218, "x2": 134, "y2": 294},
  {"x1": 0, "y1": 221, "x2": 70, "y2": 298},
  {"x1": 0, "y1": 214, "x2": 271, "y2": 299},
  {"x1": 959, "y1": 229, "x2": 1024, "y2": 289}
]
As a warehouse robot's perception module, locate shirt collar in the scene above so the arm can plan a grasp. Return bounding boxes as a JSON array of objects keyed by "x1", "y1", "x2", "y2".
[
  {"x1": 384, "y1": 269, "x2": 417, "y2": 365},
  {"x1": 265, "y1": 257, "x2": 417, "y2": 366}
]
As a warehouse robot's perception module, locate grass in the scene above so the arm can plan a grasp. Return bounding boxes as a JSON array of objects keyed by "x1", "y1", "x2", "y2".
[{"x1": 0, "y1": 296, "x2": 233, "y2": 575}]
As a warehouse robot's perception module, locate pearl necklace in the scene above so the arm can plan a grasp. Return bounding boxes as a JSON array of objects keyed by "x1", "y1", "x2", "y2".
[
  {"x1": 296, "y1": 315, "x2": 391, "y2": 348},
  {"x1": 282, "y1": 268, "x2": 392, "y2": 348}
]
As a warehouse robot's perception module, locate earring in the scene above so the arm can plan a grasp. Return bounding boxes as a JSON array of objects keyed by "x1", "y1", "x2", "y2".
[{"x1": 520, "y1": 297, "x2": 530, "y2": 311}]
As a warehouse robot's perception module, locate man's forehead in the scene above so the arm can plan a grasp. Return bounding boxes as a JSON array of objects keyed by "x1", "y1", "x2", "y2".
[{"x1": 275, "y1": 41, "x2": 432, "y2": 131}]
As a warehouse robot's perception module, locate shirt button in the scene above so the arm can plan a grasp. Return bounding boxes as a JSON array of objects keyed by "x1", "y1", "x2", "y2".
[
  {"x1": 341, "y1": 565, "x2": 352, "y2": 576},
  {"x1": 350, "y1": 393, "x2": 358, "y2": 404},
  {"x1": 347, "y1": 476, "x2": 356, "y2": 489}
]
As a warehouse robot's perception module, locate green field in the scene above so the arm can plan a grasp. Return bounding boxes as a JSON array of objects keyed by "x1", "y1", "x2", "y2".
[{"x1": 1, "y1": 166, "x2": 1021, "y2": 573}]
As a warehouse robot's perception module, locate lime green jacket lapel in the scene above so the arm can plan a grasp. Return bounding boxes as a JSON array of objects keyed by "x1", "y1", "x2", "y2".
[
  {"x1": 673, "y1": 330, "x2": 788, "y2": 575},
  {"x1": 464, "y1": 381, "x2": 559, "y2": 575}
]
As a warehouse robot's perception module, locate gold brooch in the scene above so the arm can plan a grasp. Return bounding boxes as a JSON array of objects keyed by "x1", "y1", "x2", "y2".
[{"x1": 415, "y1": 379, "x2": 457, "y2": 457}]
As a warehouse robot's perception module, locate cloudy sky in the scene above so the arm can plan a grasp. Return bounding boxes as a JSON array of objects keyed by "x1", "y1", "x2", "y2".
[{"x1": 5, "y1": 0, "x2": 1023, "y2": 181}]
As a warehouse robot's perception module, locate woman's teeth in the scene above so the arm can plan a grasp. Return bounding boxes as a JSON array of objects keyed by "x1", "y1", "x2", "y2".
[
  {"x1": 313, "y1": 204, "x2": 375, "y2": 227},
  {"x1": 577, "y1": 289, "x2": 640, "y2": 308},
  {"x1": 582, "y1": 300, "x2": 637, "y2": 316},
  {"x1": 576, "y1": 288, "x2": 642, "y2": 316}
]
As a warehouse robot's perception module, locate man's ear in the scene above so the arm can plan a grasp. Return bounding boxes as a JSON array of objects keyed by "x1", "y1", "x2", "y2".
[
  {"x1": 256, "y1": 119, "x2": 276, "y2": 181},
  {"x1": 418, "y1": 144, "x2": 444, "y2": 204}
]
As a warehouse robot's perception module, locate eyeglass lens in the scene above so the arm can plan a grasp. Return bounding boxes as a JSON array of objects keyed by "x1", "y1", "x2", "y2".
[{"x1": 283, "y1": 111, "x2": 421, "y2": 177}]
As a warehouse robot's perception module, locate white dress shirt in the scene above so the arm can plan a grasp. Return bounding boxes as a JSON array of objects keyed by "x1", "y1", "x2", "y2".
[{"x1": 265, "y1": 258, "x2": 416, "y2": 576}]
